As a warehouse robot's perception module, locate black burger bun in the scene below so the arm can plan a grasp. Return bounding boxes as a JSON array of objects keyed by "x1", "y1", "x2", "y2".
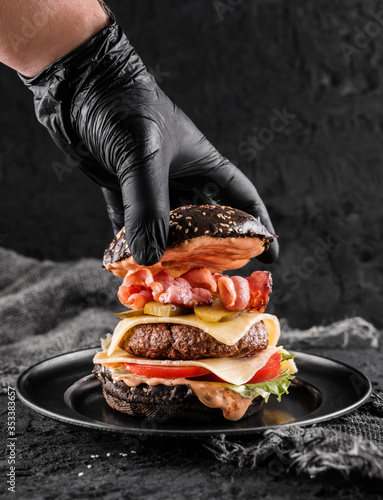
[
  {"x1": 103, "y1": 205, "x2": 275, "y2": 278},
  {"x1": 93, "y1": 364, "x2": 264, "y2": 423}
]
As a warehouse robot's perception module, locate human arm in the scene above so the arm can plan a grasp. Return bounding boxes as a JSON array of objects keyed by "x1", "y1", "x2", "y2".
[
  {"x1": 0, "y1": 1, "x2": 278, "y2": 266},
  {"x1": 0, "y1": 0, "x2": 110, "y2": 77}
]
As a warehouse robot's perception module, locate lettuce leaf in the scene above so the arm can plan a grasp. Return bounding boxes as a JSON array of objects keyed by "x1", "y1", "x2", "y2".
[
  {"x1": 205, "y1": 369, "x2": 295, "y2": 403},
  {"x1": 279, "y1": 351, "x2": 297, "y2": 362}
]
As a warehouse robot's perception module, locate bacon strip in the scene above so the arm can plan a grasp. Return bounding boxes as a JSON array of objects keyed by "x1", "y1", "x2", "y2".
[
  {"x1": 117, "y1": 267, "x2": 272, "y2": 312},
  {"x1": 118, "y1": 285, "x2": 153, "y2": 309},
  {"x1": 181, "y1": 268, "x2": 217, "y2": 293},
  {"x1": 149, "y1": 270, "x2": 175, "y2": 301},
  {"x1": 231, "y1": 276, "x2": 250, "y2": 310},
  {"x1": 218, "y1": 275, "x2": 250, "y2": 311},
  {"x1": 160, "y1": 280, "x2": 213, "y2": 307},
  {"x1": 246, "y1": 271, "x2": 273, "y2": 312},
  {"x1": 122, "y1": 269, "x2": 154, "y2": 287},
  {"x1": 217, "y1": 276, "x2": 237, "y2": 308},
  {"x1": 118, "y1": 269, "x2": 213, "y2": 309}
]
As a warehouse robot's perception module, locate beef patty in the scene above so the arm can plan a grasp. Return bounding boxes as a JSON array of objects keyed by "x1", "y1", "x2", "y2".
[{"x1": 121, "y1": 321, "x2": 269, "y2": 359}]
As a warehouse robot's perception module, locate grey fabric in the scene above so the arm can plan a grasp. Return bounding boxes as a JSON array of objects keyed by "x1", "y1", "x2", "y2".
[
  {"x1": 0, "y1": 247, "x2": 120, "y2": 392},
  {"x1": 0, "y1": 247, "x2": 382, "y2": 481},
  {"x1": 208, "y1": 322, "x2": 383, "y2": 481}
]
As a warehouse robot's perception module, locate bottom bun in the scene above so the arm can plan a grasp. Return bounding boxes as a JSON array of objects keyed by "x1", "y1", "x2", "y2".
[{"x1": 93, "y1": 364, "x2": 264, "y2": 423}]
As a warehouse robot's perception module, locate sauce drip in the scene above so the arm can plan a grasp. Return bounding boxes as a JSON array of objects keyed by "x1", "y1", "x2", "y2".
[{"x1": 108, "y1": 366, "x2": 254, "y2": 421}]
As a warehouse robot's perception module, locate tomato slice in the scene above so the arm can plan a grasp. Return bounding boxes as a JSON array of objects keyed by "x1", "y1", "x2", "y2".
[
  {"x1": 247, "y1": 352, "x2": 281, "y2": 383},
  {"x1": 123, "y1": 363, "x2": 210, "y2": 379},
  {"x1": 123, "y1": 352, "x2": 281, "y2": 383}
]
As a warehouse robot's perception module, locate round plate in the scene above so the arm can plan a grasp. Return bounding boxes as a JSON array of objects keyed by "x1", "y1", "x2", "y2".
[{"x1": 16, "y1": 348, "x2": 371, "y2": 437}]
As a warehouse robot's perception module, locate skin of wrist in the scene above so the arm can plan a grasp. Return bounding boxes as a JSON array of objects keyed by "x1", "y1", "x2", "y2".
[{"x1": 0, "y1": 0, "x2": 111, "y2": 77}]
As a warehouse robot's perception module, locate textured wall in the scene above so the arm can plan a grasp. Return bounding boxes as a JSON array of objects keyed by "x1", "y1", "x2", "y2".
[{"x1": 0, "y1": 0, "x2": 382, "y2": 328}]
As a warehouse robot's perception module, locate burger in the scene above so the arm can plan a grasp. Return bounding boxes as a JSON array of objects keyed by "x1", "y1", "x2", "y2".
[{"x1": 93, "y1": 205, "x2": 297, "y2": 422}]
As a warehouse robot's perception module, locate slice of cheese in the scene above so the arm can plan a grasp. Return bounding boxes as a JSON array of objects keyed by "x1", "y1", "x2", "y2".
[
  {"x1": 94, "y1": 346, "x2": 279, "y2": 385},
  {"x1": 107, "y1": 312, "x2": 280, "y2": 355}
]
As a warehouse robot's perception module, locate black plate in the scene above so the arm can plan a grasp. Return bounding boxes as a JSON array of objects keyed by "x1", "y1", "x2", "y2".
[{"x1": 16, "y1": 348, "x2": 371, "y2": 437}]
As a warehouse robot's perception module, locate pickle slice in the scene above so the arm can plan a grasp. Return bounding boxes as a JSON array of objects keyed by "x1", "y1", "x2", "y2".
[
  {"x1": 115, "y1": 308, "x2": 144, "y2": 319},
  {"x1": 144, "y1": 301, "x2": 191, "y2": 317},
  {"x1": 194, "y1": 299, "x2": 244, "y2": 323}
]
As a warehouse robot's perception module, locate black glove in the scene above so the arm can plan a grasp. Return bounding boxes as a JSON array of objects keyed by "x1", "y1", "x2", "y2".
[{"x1": 20, "y1": 22, "x2": 278, "y2": 266}]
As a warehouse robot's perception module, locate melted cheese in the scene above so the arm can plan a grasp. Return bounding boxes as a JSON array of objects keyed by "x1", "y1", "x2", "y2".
[
  {"x1": 94, "y1": 346, "x2": 278, "y2": 385},
  {"x1": 107, "y1": 312, "x2": 280, "y2": 355}
]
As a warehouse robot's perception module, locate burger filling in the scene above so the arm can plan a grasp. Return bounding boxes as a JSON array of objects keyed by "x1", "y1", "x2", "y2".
[
  {"x1": 93, "y1": 351, "x2": 295, "y2": 421},
  {"x1": 121, "y1": 321, "x2": 269, "y2": 359},
  {"x1": 117, "y1": 267, "x2": 272, "y2": 312}
]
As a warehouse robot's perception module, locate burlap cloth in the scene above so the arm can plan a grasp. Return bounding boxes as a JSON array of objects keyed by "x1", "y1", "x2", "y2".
[{"x1": 1, "y1": 247, "x2": 382, "y2": 488}]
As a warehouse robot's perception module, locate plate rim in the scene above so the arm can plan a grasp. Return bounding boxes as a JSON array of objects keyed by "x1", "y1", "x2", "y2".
[{"x1": 16, "y1": 347, "x2": 372, "y2": 437}]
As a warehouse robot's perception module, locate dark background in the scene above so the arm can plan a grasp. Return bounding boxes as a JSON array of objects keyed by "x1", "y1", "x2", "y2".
[{"x1": 0, "y1": 0, "x2": 382, "y2": 329}]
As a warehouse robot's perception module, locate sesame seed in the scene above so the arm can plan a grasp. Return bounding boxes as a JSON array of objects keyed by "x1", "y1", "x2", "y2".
[
  {"x1": 87, "y1": 465, "x2": 92, "y2": 469},
  {"x1": 194, "y1": 227, "x2": 198, "y2": 232},
  {"x1": 143, "y1": 387, "x2": 148, "y2": 393},
  {"x1": 186, "y1": 217, "x2": 192, "y2": 219},
  {"x1": 78, "y1": 472, "x2": 84, "y2": 477},
  {"x1": 219, "y1": 228, "x2": 223, "y2": 233},
  {"x1": 204, "y1": 230, "x2": 209, "y2": 234},
  {"x1": 176, "y1": 225, "x2": 182, "y2": 230},
  {"x1": 233, "y1": 222, "x2": 236, "y2": 226},
  {"x1": 106, "y1": 453, "x2": 111, "y2": 457},
  {"x1": 219, "y1": 223, "x2": 229, "y2": 227},
  {"x1": 202, "y1": 212, "x2": 206, "y2": 216},
  {"x1": 185, "y1": 229, "x2": 189, "y2": 233},
  {"x1": 188, "y1": 222, "x2": 191, "y2": 226},
  {"x1": 238, "y1": 228, "x2": 242, "y2": 232}
]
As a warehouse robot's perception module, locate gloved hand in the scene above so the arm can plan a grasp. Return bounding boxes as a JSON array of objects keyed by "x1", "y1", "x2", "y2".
[{"x1": 20, "y1": 22, "x2": 278, "y2": 266}]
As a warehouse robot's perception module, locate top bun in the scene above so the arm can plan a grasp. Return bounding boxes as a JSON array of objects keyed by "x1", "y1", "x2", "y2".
[{"x1": 103, "y1": 205, "x2": 275, "y2": 278}]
